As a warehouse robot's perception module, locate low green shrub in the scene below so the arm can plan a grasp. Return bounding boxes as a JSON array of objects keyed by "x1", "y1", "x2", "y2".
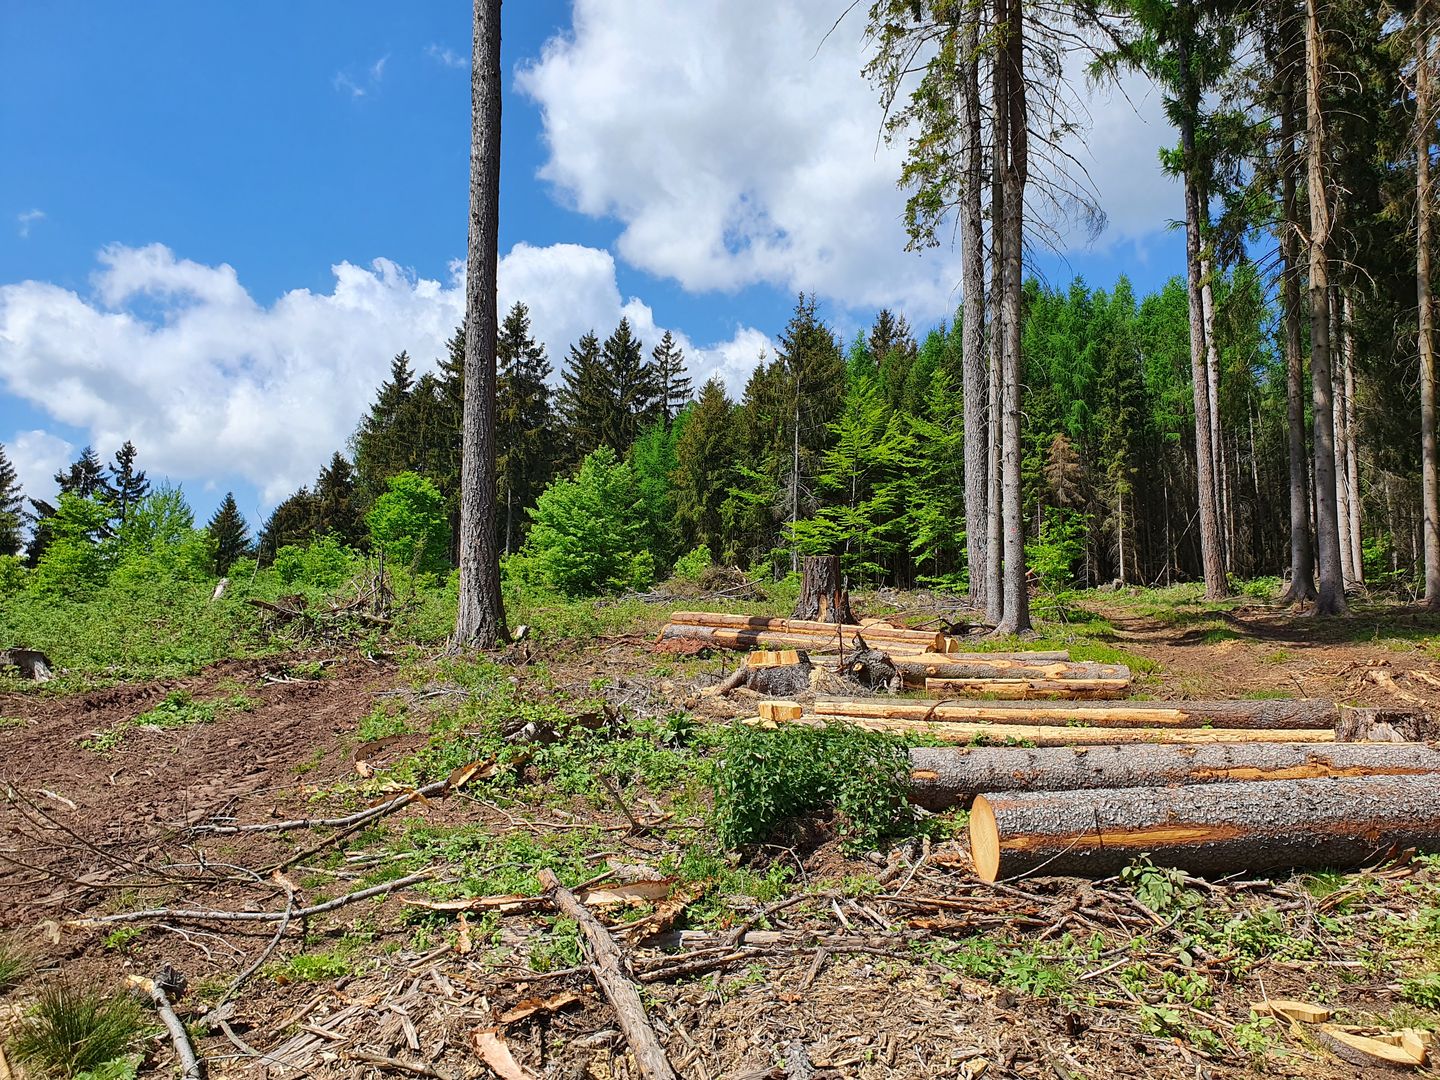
[{"x1": 9, "y1": 981, "x2": 148, "y2": 1079}]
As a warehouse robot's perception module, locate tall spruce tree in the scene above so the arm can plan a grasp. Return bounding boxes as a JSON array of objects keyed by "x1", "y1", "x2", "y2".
[
  {"x1": 651, "y1": 331, "x2": 693, "y2": 430},
  {"x1": 496, "y1": 301, "x2": 554, "y2": 553},
  {"x1": 353, "y1": 351, "x2": 417, "y2": 499},
  {"x1": 257, "y1": 487, "x2": 319, "y2": 562},
  {"x1": 109, "y1": 440, "x2": 149, "y2": 525},
  {"x1": 599, "y1": 317, "x2": 659, "y2": 453},
  {"x1": 315, "y1": 452, "x2": 365, "y2": 545},
  {"x1": 0, "y1": 442, "x2": 24, "y2": 557},
  {"x1": 207, "y1": 492, "x2": 250, "y2": 575},
  {"x1": 555, "y1": 331, "x2": 610, "y2": 463},
  {"x1": 55, "y1": 447, "x2": 116, "y2": 503},
  {"x1": 674, "y1": 378, "x2": 735, "y2": 557}
]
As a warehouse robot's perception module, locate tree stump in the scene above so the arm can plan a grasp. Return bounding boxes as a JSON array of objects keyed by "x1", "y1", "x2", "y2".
[{"x1": 793, "y1": 556, "x2": 855, "y2": 624}]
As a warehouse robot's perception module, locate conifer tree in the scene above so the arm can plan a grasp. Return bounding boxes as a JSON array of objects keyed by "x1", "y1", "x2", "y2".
[
  {"x1": 651, "y1": 331, "x2": 693, "y2": 430},
  {"x1": 314, "y1": 452, "x2": 365, "y2": 546},
  {"x1": 257, "y1": 487, "x2": 319, "y2": 563},
  {"x1": 674, "y1": 378, "x2": 735, "y2": 557},
  {"x1": 353, "y1": 351, "x2": 416, "y2": 498},
  {"x1": 555, "y1": 331, "x2": 610, "y2": 463},
  {"x1": 109, "y1": 440, "x2": 150, "y2": 525},
  {"x1": 55, "y1": 447, "x2": 116, "y2": 503},
  {"x1": 600, "y1": 317, "x2": 659, "y2": 453},
  {"x1": 207, "y1": 492, "x2": 250, "y2": 575},
  {"x1": 496, "y1": 301, "x2": 554, "y2": 552},
  {"x1": 0, "y1": 441, "x2": 24, "y2": 557}
]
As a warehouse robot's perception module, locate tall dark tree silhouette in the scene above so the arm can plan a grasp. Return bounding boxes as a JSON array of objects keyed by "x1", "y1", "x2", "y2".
[
  {"x1": 109, "y1": 440, "x2": 149, "y2": 524},
  {"x1": 651, "y1": 331, "x2": 692, "y2": 430},
  {"x1": 207, "y1": 493, "x2": 250, "y2": 575},
  {"x1": 453, "y1": 0, "x2": 507, "y2": 648},
  {"x1": 0, "y1": 442, "x2": 24, "y2": 557}
]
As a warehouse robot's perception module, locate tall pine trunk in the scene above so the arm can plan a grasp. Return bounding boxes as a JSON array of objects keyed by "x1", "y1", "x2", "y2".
[
  {"x1": 1177, "y1": 5, "x2": 1227, "y2": 600},
  {"x1": 1331, "y1": 286, "x2": 1356, "y2": 586},
  {"x1": 958, "y1": 4, "x2": 989, "y2": 613},
  {"x1": 1278, "y1": 53, "x2": 1317, "y2": 604},
  {"x1": 1419, "y1": 0, "x2": 1440, "y2": 605},
  {"x1": 994, "y1": 0, "x2": 1031, "y2": 636},
  {"x1": 1199, "y1": 252, "x2": 1228, "y2": 570},
  {"x1": 453, "y1": 0, "x2": 508, "y2": 648},
  {"x1": 985, "y1": 0, "x2": 1007, "y2": 628},
  {"x1": 1305, "y1": 0, "x2": 1347, "y2": 615},
  {"x1": 1341, "y1": 292, "x2": 1364, "y2": 582}
]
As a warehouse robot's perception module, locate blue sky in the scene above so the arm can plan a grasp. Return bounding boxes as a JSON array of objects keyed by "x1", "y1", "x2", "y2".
[{"x1": 1, "y1": 1, "x2": 1184, "y2": 530}]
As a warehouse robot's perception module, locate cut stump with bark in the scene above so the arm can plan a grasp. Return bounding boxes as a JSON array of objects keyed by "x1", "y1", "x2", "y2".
[
  {"x1": 968, "y1": 773, "x2": 1440, "y2": 882},
  {"x1": 1336, "y1": 707, "x2": 1440, "y2": 743},
  {"x1": 793, "y1": 556, "x2": 855, "y2": 624}
]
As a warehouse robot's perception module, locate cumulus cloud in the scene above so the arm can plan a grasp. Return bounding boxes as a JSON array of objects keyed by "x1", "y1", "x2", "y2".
[
  {"x1": 517, "y1": 0, "x2": 1178, "y2": 321},
  {"x1": 16, "y1": 209, "x2": 44, "y2": 239},
  {"x1": 0, "y1": 244, "x2": 767, "y2": 507},
  {"x1": 5, "y1": 429, "x2": 73, "y2": 508}
]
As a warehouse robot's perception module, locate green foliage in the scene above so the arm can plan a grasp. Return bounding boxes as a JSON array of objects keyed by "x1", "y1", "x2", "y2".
[
  {"x1": 1401, "y1": 973, "x2": 1440, "y2": 1008},
  {"x1": 529, "y1": 917, "x2": 584, "y2": 972},
  {"x1": 670, "y1": 544, "x2": 713, "y2": 584},
  {"x1": 509, "y1": 447, "x2": 654, "y2": 596},
  {"x1": 0, "y1": 932, "x2": 35, "y2": 991},
  {"x1": 365, "y1": 472, "x2": 450, "y2": 575},
  {"x1": 10, "y1": 981, "x2": 148, "y2": 1079},
  {"x1": 110, "y1": 486, "x2": 212, "y2": 587},
  {"x1": 84, "y1": 690, "x2": 254, "y2": 751},
  {"x1": 712, "y1": 722, "x2": 915, "y2": 853},
  {"x1": 30, "y1": 494, "x2": 115, "y2": 597},
  {"x1": 273, "y1": 951, "x2": 353, "y2": 982},
  {"x1": 0, "y1": 554, "x2": 26, "y2": 595},
  {"x1": 274, "y1": 534, "x2": 360, "y2": 589}
]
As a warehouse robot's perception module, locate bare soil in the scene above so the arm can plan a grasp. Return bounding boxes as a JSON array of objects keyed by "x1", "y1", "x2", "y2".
[{"x1": 2, "y1": 602, "x2": 1439, "y2": 1079}]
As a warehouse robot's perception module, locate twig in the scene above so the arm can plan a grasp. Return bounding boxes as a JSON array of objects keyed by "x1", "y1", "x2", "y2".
[
  {"x1": 211, "y1": 873, "x2": 297, "y2": 1013},
  {"x1": 345, "y1": 1049, "x2": 455, "y2": 1079},
  {"x1": 538, "y1": 868, "x2": 678, "y2": 1080},
  {"x1": 74, "y1": 870, "x2": 435, "y2": 926},
  {"x1": 129, "y1": 973, "x2": 203, "y2": 1080}
]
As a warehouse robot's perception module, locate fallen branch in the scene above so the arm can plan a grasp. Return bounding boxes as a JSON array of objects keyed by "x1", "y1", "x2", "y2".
[
  {"x1": 537, "y1": 868, "x2": 678, "y2": 1080},
  {"x1": 128, "y1": 972, "x2": 203, "y2": 1080},
  {"x1": 345, "y1": 1049, "x2": 456, "y2": 1079},
  {"x1": 74, "y1": 870, "x2": 435, "y2": 926}
]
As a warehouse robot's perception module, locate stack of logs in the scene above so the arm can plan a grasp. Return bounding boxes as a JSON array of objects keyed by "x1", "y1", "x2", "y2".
[
  {"x1": 658, "y1": 611, "x2": 1132, "y2": 698},
  {"x1": 755, "y1": 694, "x2": 1440, "y2": 882}
]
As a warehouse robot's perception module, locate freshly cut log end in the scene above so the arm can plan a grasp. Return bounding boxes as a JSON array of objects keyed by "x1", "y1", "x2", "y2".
[
  {"x1": 968, "y1": 774, "x2": 1440, "y2": 883},
  {"x1": 908, "y1": 742, "x2": 1440, "y2": 810},
  {"x1": 758, "y1": 700, "x2": 804, "y2": 722},
  {"x1": 819, "y1": 697, "x2": 1337, "y2": 730},
  {"x1": 748, "y1": 649, "x2": 800, "y2": 668}
]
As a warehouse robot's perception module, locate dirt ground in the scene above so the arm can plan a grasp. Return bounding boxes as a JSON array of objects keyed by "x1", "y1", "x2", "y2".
[{"x1": 3, "y1": 599, "x2": 1440, "y2": 1079}]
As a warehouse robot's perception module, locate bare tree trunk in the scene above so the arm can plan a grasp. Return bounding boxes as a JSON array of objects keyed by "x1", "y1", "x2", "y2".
[
  {"x1": 1419, "y1": 1, "x2": 1440, "y2": 606},
  {"x1": 1306, "y1": 0, "x2": 1347, "y2": 615},
  {"x1": 958, "y1": 3, "x2": 989, "y2": 612},
  {"x1": 1279, "y1": 70, "x2": 1316, "y2": 603},
  {"x1": 1199, "y1": 252, "x2": 1228, "y2": 570},
  {"x1": 1342, "y1": 292, "x2": 1364, "y2": 582},
  {"x1": 994, "y1": 0, "x2": 1031, "y2": 636},
  {"x1": 985, "y1": 0, "x2": 1006, "y2": 629},
  {"x1": 453, "y1": 0, "x2": 509, "y2": 648},
  {"x1": 1178, "y1": 20, "x2": 1227, "y2": 600},
  {"x1": 1332, "y1": 286, "x2": 1356, "y2": 587}
]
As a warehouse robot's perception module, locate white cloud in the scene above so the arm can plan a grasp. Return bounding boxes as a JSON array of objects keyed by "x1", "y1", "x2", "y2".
[
  {"x1": 517, "y1": 0, "x2": 1178, "y2": 322},
  {"x1": 333, "y1": 55, "x2": 388, "y2": 99},
  {"x1": 426, "y1": 43, "x2": 466, "y2": 70},
  {"x1": 5, "y1": 429, "x2": 72, "y2": 508},
  {"x1": 333, "y1": 72, "x2": 366, "y2": 98},
  {"x1": 16, "y1": 209, "x2": 44, "y2": 239},
  {"x1": 0, "y1": 244, "x2": 765, "y2": 507}
]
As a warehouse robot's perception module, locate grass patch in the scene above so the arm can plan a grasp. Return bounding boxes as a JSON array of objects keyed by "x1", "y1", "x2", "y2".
[
  {"x1": 0, "y1": 932, "x2": 36, "y2": 992},
  {"x1": 9, "y1": 981, "x2": 149, "y2": 1079},
  {"x1": 82, "y1": 690, "x2": 256, "y2": 752}
]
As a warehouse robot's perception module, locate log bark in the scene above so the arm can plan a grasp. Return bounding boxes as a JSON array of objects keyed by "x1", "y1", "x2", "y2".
[
  {"x1": 969, "y1": 773, "x2": 1440, "y2": 882},
  {"x1": 925, "y1": 660, "x2": 1130, "y2": 682},
  {"x1": 537, "y1": 869, "x2": 678, "y2": 1080},
  {"x1": 907, "y1": 742, "x2": 1440, "y2": 810},
  {"x1": 793, "y1": 556, "x2": 855, "y2": 623},
  {"x1": 669, "y1": 612, "x2": 941, "y2": 647},
  {"x1": 919, "y1": 679, "x2": 1130, "y2": 700},
  {"x1": 790, "y1": 715, "x2": 1333, "y2": 747},
  {"x1": 815, "y1": 696, "x2": 1337, "y2": 729},
  {"x1": 1335, "y1": 708, "x2": 1440, "y2": 743},
  {"x1": 658, "y1": 625, "x2": 939, "y2": 656}
]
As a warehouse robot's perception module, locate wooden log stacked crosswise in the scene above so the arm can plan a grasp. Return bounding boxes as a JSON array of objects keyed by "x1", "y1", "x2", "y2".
[{"x1": 814, "y1": 697, "x2": 1338, "y2": 729}]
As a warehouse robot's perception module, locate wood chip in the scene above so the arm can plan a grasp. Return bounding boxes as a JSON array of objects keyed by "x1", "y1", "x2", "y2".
[
  {"x1": 472, "y1": 1027, "x2": 540, "y2": 1079},
  {"x1": 497, "y1": 990, "x2": 583, "y2": 1025},
  {"x1": 1250, "y1": 999, "x2": 1330, "y2": 1023},
  {"x1": 580, "y1": 879, "x2": 673, "y2": 907},
  {"x1": 1316, "y1": 1024, "x2": 1426, "y2": 1068}
]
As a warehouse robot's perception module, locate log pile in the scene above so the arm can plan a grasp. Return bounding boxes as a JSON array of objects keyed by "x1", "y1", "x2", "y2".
[
  {"x1": 658, "y1": 610, "x2": 1126, "y2": 697},
  {"x1": 756, "y1": 693, "x2": 1440, "y2": 880}
]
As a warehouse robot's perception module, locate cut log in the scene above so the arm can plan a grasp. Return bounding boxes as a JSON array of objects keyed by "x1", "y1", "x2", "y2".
[
  {"x1": 759, "y1": 700, "x2": 804, "y2": 722},
  {"x1": 1314, "y1": 1024, "x2": 1426, "y2": 1069},
  {"x1": 918, "y1": 679, "x2": 1131, "y2": 700},
  {"x1": 967, "y1": 773, "x2": 1440, "y2": 883},
  {"x1": 890, "y1": 652, "x2": 1079, "y2": 685},
  {"x1": 906, "y1": 742, "x2": 1440, "y2": 810},
  {"x1": 1250, "y1": 999, "x2": 1331, "y2": 1023},
  {"x1": 793, "y1": 556, "x2": 855, "y2": 623},
  {"x1": 748, "y1": 649, "x2": 800, "y2": 668},
  {"x1": 815, "y1": 697, "x2": 1336, "y2": 729},
  {"x1": 1335, "y1": 707, "x2": 1440, "y2": 743},
  {"x1": 925, "y1": 660, "x2": 1125, "y2": 681},
  {"x1": 669, "y1": 612, "x2": 944, "y2": 649},
  {"x1": 792, "y1": 714, "x2": 1333, "y2": 746},
  {"x1": 659, "y1": 624, "x2": 940, "y2": 656}
]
